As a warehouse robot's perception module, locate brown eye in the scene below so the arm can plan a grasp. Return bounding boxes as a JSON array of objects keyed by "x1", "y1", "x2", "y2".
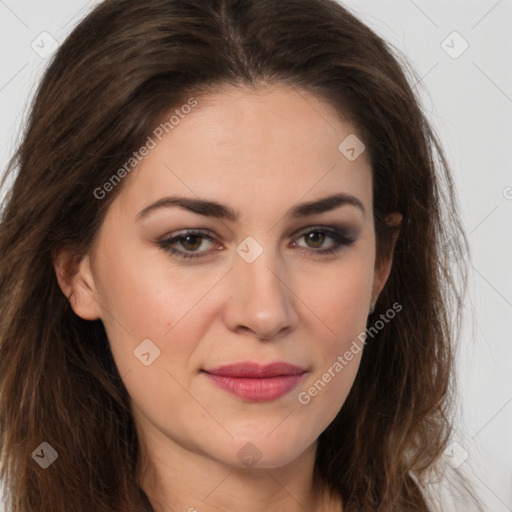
[
  {"x1": 179, "y1": 234, "x2": 204, "y2": 251},
  {"x1": 304, "y1": 231, "x2": 326, "y2": 249},
  {"x1": 293, "y1": 226, "x2": 356, "y2": 256},
  {"x1": 157, "y1": 226, "x2": 356, "y2": 261},
  {"x1": 157, "y1": 230, "x2": 217, "y2": 260}
]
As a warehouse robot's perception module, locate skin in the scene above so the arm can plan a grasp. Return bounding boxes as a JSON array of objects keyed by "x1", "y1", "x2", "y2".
[{"x1": 54, "y1": 83, "x2": 401, "y2": 512}]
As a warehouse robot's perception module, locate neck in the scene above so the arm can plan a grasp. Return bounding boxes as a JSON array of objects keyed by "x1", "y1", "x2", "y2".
[{"x1": 135, "y1": 417, "x2": 341, "y2": 512}]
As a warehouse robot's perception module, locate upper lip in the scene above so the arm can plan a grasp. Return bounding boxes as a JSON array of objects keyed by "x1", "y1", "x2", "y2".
[{"x1": 202, "y1": 362, "x2": 306, "y2": 378}]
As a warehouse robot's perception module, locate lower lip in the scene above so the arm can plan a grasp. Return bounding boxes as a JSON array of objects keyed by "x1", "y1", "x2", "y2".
[{"x1": 203, "y1": 372, "x2": 305, "y2": 402}]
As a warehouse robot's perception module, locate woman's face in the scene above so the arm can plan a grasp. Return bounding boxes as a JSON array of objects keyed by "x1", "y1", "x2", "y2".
[{"x1": 57, "y1": 84, "x2": 395, "y2": 470}]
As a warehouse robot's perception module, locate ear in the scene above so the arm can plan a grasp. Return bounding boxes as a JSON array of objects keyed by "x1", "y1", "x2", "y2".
[
  {"x1": 52, "y1": 247, "x2": 102, "y2": 320},
  {"x1": 371, "y1": 212, "x2": 402, "y2": 304}
]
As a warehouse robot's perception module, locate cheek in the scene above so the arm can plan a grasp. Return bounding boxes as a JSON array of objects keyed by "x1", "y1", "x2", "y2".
[
  {"x1": 93, "y1": 239, "x2": 222, "y2": 379},
  {"x1": 94, "y1": 233, "x2": 205, "y2": 334},
  {"x1": 306, "y1": 252, "x2": 374, "y2": 344},
  {"x1": 294, "y1": 252, "x2": 373, "y2": 414}
]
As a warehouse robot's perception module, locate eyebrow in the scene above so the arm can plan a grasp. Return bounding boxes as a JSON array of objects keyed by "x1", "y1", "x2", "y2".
[{"x1": 136, "y1": 192, "x2": 365, "y2": 222}]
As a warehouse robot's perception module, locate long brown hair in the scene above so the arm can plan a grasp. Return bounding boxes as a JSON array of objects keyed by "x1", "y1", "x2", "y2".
[{"x1": 0, "y1": 0, "x2": 482, "y2": 510}]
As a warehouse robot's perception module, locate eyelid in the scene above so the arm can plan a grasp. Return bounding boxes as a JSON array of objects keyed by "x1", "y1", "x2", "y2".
[
  {"x1": 156, "y1": 224, "x2": 358, "y2": 260},
  {"x1": 291, "y1": 223, "x2": 357, "y2": 240},
  {"x1": 156, "y1": 229, "x2": 219, "y2": 260}
]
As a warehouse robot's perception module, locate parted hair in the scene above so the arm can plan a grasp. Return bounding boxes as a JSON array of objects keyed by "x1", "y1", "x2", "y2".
[{"x1": 0, "y1": 0, "x2": 482, "y2": 510}]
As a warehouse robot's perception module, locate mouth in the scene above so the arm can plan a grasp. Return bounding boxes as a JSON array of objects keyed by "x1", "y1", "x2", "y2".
[{"x1": 201, "y1": 362, "x2": 307, "y2": 402}]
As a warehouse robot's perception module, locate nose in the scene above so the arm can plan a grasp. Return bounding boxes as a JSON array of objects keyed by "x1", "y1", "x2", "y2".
[{"x1": 221, "y1": 246, "x2": 299, "y2": 341}]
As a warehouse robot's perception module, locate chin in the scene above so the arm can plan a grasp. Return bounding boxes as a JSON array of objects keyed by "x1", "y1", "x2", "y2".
[{"x1": 206, "y1": 433, "x2": 315, "y2": 471}]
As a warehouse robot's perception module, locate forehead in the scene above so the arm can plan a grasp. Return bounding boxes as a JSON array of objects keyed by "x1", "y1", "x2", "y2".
[{"x1": 114, "y1": 84, "x2": 373, "y2": 222}]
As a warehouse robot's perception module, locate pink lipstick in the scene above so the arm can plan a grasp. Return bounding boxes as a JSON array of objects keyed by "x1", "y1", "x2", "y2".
[{"x1": 202, "y1": 362, "x2": 306, "y2": 402}]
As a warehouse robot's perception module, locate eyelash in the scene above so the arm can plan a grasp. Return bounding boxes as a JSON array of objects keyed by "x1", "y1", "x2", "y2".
[{"x1": 156, "y1": 226, "x2": 356, "y2": 261}]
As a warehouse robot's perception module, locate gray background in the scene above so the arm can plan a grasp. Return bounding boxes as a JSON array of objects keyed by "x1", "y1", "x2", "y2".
[{"x1": 0, "y1": 1, "x2": 511, "y2": 510}]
